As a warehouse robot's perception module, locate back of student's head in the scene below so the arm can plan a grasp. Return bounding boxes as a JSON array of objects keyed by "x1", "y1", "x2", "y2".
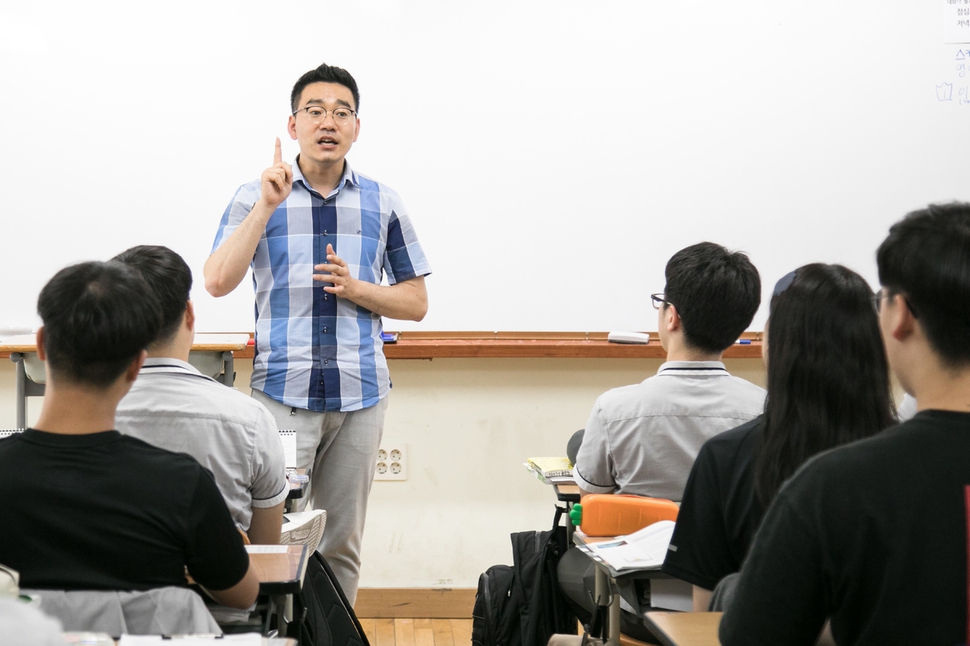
[
  {"x1": 113, "y1": 245, "x2": 192, "y2": 348},
  {"x1": 663, "y1": 242, "x2": 761, "y2": 354},
  {"x1": 877, "y1": 202, "x2": 970, "y2": 368},
  {"x1": 38, "y1": 261, "x2": 161, "y2": 388},
  {"x1": 756, "y1": 264, "x2": 895, "y2": 508}
]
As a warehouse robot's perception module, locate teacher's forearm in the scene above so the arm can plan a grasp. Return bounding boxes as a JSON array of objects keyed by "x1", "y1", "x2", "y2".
[
  {"x1": 343, "y1": 276, "x2": 428, "y2": 322},
  {"x1": 204, "y1": 203, "x2": 275, "y2": 297}
]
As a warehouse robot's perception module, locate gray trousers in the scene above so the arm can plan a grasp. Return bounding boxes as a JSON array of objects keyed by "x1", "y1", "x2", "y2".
[{"x1": 253, "y1": 390, "x2": 387, "y2": 606}]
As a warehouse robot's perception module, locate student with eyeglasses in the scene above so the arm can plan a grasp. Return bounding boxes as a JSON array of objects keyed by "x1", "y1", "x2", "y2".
[
  {"x1": 571, "y1": 242, "x2": 765, "y2": 504},
  {"x1": 662, "y1": 264, "x2": 896, "y2": 613},
  {"x1": 559, "y1": 242, "x2": 765, "y2": 642},
  {"x1": 204, "y1": 63, "x2": 431, "y2": 605}
]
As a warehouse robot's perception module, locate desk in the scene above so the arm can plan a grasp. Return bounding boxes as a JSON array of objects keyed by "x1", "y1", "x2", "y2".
[
  {"x1": 643, "y1": 612, "x2": 722, "y2": 646},
  {"x1": 247, "y1": 544, "x2": 309, "y2": 637},
  {"x1": 530, "y1": 467, "x2": 580, "y2": 543},
  {"x1": 0, "y1": 333, "x2": 250, "y2": 428},
  {"x1": 573, "y1": 532, "x2": 691, "y2": 646},
  {"x1": 554, "y1": 483, "x2": 581, "y2": 504}
]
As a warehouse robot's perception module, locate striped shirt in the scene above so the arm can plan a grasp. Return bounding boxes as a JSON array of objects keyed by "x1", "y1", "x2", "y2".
[{"x1": 212, "y1": 160, "x2": 431, "y2": 412}]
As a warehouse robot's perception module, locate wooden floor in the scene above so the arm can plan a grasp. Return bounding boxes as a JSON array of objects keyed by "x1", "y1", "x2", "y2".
[{"x1": 359, "y1": 618, "x2": 472, "y2": 646}]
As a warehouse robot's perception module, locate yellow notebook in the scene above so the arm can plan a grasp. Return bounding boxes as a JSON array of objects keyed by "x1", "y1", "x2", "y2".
[{"x1": 527, "y1": 456, "x2": 573, "y2": 479}]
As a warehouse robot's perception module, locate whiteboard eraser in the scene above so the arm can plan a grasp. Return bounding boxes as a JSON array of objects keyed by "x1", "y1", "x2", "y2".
[{"x1": 607, "y1": 331, "x2": 652, "y2": 344}]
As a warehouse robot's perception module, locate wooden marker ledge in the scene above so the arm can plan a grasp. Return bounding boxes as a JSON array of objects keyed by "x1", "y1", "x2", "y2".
[
  {"x1": 1, "y1": 331, "x2": 763, "y2": 361},
  {"x1": 377, "y1": 331, "x2": 763, "y2": 360}
]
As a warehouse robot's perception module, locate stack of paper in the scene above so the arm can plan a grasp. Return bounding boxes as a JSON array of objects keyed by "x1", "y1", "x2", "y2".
[
  {"x1": 119, "y1": 635, "x2": 262, "y2": 645},
  {"x1": 578, "y1": 520, "x2": 676, "y2": 571}
]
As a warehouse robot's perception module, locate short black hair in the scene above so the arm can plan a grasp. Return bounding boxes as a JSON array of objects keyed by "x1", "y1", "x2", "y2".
[
  {"x1": 37, "y1": 261, "x2": 161, "y2": 388},
  {"x1": 112, "y1": 245, "x2": 192, "y2": 348},
  {"x1": 663, "y1": 242, "x2": 761, "y2": 354},
  {"x1": 877, "y1": 202, "x2": 970, "y2": 368},
  {"x1": 291, "y1": 63, "x2": 360, "y2": 113}
]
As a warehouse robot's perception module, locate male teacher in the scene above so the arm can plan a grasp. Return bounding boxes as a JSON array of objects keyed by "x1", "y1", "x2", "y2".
[{"x1": 204, "y1": 62, "x2": 431, "y2": 604}]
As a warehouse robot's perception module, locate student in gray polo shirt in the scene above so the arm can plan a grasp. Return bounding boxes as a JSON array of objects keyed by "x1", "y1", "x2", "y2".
[
  {"x1": 563, "y1": 242, "x2": 764, "y2": 641},
  {"x1": 114, "y1": 245, "x2": 287, "y2": 545},
  {"x1": 574, "y1": 241, "x2": 765, "y2": 501}
]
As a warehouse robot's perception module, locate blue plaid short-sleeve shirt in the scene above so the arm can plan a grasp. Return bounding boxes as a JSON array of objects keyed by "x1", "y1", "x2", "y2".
[{"x1": 211, "y1": 160, "x2": 431, "y2": 412}]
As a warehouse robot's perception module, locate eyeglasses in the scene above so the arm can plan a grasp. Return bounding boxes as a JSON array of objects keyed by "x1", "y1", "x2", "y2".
[
  {"x1": 292, "y1": 106, "x2": 357, "y2": 124},
  {"x1": 650, "y1": 293, "x2": 672, "y2": 310},
  {"x1": 872, "y1": 287, "x2": 920, "y2": 318},
  {"x1": 871, "y1": 288, "x2": 886, "y2": 314}
]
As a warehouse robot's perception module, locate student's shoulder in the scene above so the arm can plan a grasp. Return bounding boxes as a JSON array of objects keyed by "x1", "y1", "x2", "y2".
[
  {"x1": 218, "y1": 385, "x2": 279, "y2": 430},
  {"x1": 695, "y1": 415, "x2": 765, "y2": 473},
  {"x1": 184, "y1": 385, "x2": 282, "y2": 447},
  {"x1": 595, "y1": 370, "x2": 721, "y2": 411},
  {"x1": 126, "y1": 372, "x2": 260, "y2": 415},
  {"x1": 809, "y1": 411, "x2": 970, "y2": 475},
  {"x1": 775, "y1": 421, "x2": 919, "y2": 508},
  {"x1": 810, "y1": 413, "x2": 934, "y2": 463},
  {"x1": 179, "y1": 376, "x2": 275, "y2": 421},
  {"x1": 115, "y1": 433, "x2": 210, "y2": 472},
  {"x1": 594, "y1": 379, "x2": 656, "y2": 411},
  {"x1": 724, "y1": 373, "x2": 765, "y2": 392},
  {"x1": 705, "y1": 415, "x2": 765, "y2": 451},
  {"x1": 722, "y1": 373, "x2": 767, "y2": 398}
]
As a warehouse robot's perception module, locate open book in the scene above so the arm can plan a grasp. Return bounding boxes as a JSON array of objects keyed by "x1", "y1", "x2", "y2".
[{"x1": 577, "y1": 520, "x2": 675, "y2": 571}]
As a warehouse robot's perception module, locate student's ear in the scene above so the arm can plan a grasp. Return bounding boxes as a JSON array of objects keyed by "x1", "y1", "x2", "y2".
[
  {"x1": 125, "y1": 350, "x2": 147, "y2": 384},
  {"x1": 184, "y1": 301, "x2": 196, "y2": 332},
  {"x1": 888, "y1": 294, "x2": 917, "y2": 342},
  {"x1": 35, "y1": 327, "x2": 46, "y2": 361},
  {"x1": 665, "y1": 304, "x2": 682, "y2": 332}
]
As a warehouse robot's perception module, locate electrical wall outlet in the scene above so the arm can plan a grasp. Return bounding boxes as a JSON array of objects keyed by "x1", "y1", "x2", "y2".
[{"x1": 374, "y1": 442, "x2": 408, "y2": 481}]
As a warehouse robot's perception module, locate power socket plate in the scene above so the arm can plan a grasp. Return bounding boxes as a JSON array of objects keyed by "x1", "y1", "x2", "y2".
[{"x1": 374, "y1": 442, "x2": 408, "y2": 481}]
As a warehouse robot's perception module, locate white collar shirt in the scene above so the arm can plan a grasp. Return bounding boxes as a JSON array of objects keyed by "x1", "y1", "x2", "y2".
[
  {"x1": 116, "y1": 358, "x2": 288, "y2": 532},
  {"x1": 574, "y1": 361, "x2": 765, "y2": 501}
]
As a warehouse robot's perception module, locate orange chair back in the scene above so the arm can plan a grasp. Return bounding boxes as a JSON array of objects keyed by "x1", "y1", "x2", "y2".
[{"x1": 580, "y1": 494, "x2": 679, "y2": 536}]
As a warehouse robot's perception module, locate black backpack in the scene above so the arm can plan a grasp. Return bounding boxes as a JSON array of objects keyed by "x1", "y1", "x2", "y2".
[
  {"x1": 290, "y1": 551, "x2": 370, "y2": 646},
  {"x1": 472, "y1": 509, "x2": 577, "y2": 646}
]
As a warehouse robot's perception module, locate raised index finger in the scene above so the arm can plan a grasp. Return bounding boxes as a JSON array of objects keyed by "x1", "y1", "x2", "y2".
[{"x1": 274, "y1": 137, "x2": 282, "y2": 165}]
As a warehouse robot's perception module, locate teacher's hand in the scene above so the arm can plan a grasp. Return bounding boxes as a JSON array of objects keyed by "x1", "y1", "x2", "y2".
[
  {"x1": 313, "y1": 244, "x2": 362, "y2": 300},
  {"x1": 258, "y1": 138, "x2": 293, "y2": 209}
]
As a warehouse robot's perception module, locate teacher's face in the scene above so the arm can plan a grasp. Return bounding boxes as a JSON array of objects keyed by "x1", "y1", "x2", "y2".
[{"x1": 288, "y1": 82, "x2": 360, "y2": 168}]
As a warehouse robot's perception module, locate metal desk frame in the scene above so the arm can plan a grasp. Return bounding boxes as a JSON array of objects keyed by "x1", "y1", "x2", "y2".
[{"x1": 9, "y1": 350, "x2": 235, "y2": 429}]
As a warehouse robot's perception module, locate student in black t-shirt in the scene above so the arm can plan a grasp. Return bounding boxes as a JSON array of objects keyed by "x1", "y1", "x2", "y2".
[
  {"x1": 0, "y1": 261, "x2": 259, "y2": 610},
  {"x1": 720, "y1": 203, "x2": 970, "y2": 645},
  {"x1": 662, "y1": 263, "x2": 896, "y2": 612}
]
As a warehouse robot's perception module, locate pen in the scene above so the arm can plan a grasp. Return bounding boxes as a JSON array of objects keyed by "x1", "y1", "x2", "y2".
[{"x1": 736, "y1": 339, "x2": 752, "y2": 344}]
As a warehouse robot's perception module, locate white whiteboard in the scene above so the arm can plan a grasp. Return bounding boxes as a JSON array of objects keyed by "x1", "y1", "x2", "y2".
[{"x1": 2, "y1": 0, "x2": 968, "y2": 334}]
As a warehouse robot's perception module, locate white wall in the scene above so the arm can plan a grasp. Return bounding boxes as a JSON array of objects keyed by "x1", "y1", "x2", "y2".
[
  {"x1": 2, "y1": 1, "x2": 969, "y2": 334},
  {"x1": 0, "y1": 355, "x2": 767, "y2": 588}
]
